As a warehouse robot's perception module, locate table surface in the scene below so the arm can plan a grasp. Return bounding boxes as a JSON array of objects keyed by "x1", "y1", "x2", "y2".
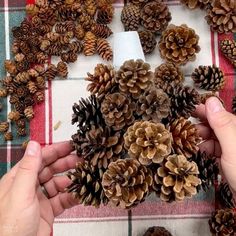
[{"x1": 0, "y1": 0, "x2": 235, "y2": 235}]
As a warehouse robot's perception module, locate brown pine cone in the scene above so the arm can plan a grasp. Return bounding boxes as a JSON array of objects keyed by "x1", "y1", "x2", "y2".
[
  {"x1": 96, "y1": 4, "x2": 114, "y2": 25},
  {"x1": 72, "y1": 125, "x2": 123, "y2": 169},
  {"x1": 159, "y1": 24, "x2": 200, "y2": 65},
  {"x1": 96, "y1": 38, "x2": 113, "y2": 61},
  {"x1": 129, "y1": 0, "x2": 149, "y2": 6},
  {"x1": 85, "y1": 0, "x2": 97, "y2": 17},
  {"x1": 8, "y1": 110, "x2": 21, "y2": 121},
  {"x1": 91, "y1": 23, "x2": 113, "y2": 38},
  {"x1": 143, "y1": 226, "x2": 172, "y2": 236},
  {"x1": 205, "y1": 0, "x2": 236, "y2": 33},
  {"x1": 116, "y1": 59, "x2": 153, "y2": 99},
  {"x1": 74, "y1": 24, "x2": 85, "y2": 40},
  {"x1": 138, "y1": 30, "x2": 157, "y2": 54},
  {"x1": 43, "y1": 64, "x2": 57, "y2": 81},
  {"x1": 57, "y1": 61, "x2": 68, "y2": 78},
  {"x1": 192, "y1": 65, "x2": 225, "y2": 91},
  {"x1": 180, "y1": 0, "x2": 211, "y2": 9},
  {"x1": 137, "y1": 88, "x2": 170, "y2": 122},
  {"x1": 78, "y1": 13, "x2": 94, "y2": 31},
  {"x1": 35, "y1": 91, "x2": 45, "y2": 103},
  {"x1": 170, "y1": 117, "x2": 201, "y2": 158},
  {"x1": 101, "y1": 93, "x2": 135, "y2": 131},
  {"x1": 0, "y1": 88, "x2": 8, "y2": 97},
  {"x1": 0, "y1": 122, "x2": 9, "y2": 133},
  {"x1": 217, "y1": 182, "x2": 235, "y2": 209},
  {"x1": 61, "y1": 52, "x2": 78, "y2": 63},
  {"x1": 24, "y1": 106, "x2": 34, "y2": 120},
  {"x1": 4, "y1": 60, "x2": 17, "y2": 75},
  {"x1": 4, "y1": 132, "x2": 13, "y2": 141},
  {"x1": 124, "y1": 121, "x2": 172, "y2": 165},
  {"x1": 232, "y1": 95, "x2": 236, "y2": 114},
  {"x1": 121, "y1": 4, "x2": 140, "y2": 31},
  {"x1": 102, "y1": 158, "x2": 153, "y2": 209},
  {"x1": 140, "y1": 1, "x2": 171, "y2": 34},
  {"x1": 154, "y1": 63, "x2": 184, "y2": 87},
  {"x1": 200, "y1": 92, "x2": 224, "y2": 105},
  {"x1": 209, "y1": 209, "x2": 236, "y2": 236},
  {"x1": 154, "y1": 154, "x2": 201, "y2": 202},
  {"x1": 220, "y1": 39, "x2": 236, "y2": 68},
  {"x1": 27, "y1": 81, "x2": 37, "y2": 94},
  {"x1": 86, "y1": 64, "x2": 116, "y2": 99},
  {"x1": 66, "y1": 161, "x2": 108, "y2": 208},
  {"x1": 83, "y1": 31, "x2": 97, "y2": 56}
]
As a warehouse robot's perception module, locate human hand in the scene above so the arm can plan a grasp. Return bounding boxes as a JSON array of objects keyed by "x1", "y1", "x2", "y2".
[
  {"x1": 196, "y1": 97, "x2": 236, "y2": 196},
  {"x1": 0, "y1": 141, "x2": 78, "y2": 236}
]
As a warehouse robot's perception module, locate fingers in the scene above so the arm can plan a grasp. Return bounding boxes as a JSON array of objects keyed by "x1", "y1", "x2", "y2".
[
  {"x1": 199, "y1": 139, "x2": 221, "y2": 157},
  {"x1": 193, "y1": 104, "x2": 207, "y2": 121},
  {"x1": 196, "y1": 124, "x2": 212, "y2": 140},
  {"x1": 39, "y1": 154, "x2": 78, "y2": 184}
]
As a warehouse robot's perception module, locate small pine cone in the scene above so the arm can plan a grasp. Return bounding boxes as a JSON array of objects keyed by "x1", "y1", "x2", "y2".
[
  {"x1": 85, "y1": 0, "x2": 97, "y2": 16},
  {"x1": 137, "y1": 88, "x2": 170, "y2": 122},
  {"x1": 101, "y1": 93, "x2": 135, "y2": 131},
  {"x1": 36, "y1": 52, "x2": 48, "y2": 64},
  {"x1": 96, "y1": 4, "x2": 114, "y2": 25},
  {"x1": 124, "y1": 121, "x2": 172, "y2": 165},
  {"x1": 86, "y1": 64, "x2": 115, "y2": 99},
  {"x1": 180, "y1": 0, "x2": 211, "y2": 9},
  {"x1": 61, "y1": 52, "x2": 78, "y2": 63},
  {"x1": 4, "y1": 132, "x2": 13, "y2": 141},
  {"x1": 192, "y1": 65, "x2": 225, "y2": 91},
  {"x1": 14, "y1": 53, "x2": 25, "y2": 62},
  {"x1": 28, "y1": 68, "x2": 39, "y2": 78},
  {"x1": 170, "y1": 118, "x2": 201, "y2": 158},
  {"x1": 35, "y1": 91, "x2": 45, "y2": 103},
  {"x1": 72, "y1": 125, "x2": 123, "y2": 169},
  {"x1": 209, "y1": 209, "x2": 236, "y2": 236},
  {"x1": 102, "y1": 158, "x2": 153, "y2": 209},
  {"x1": 16, "y1": 118, "x2": 26, "y2": 128},
  {"x1": 129, "y1": 0, "x2": 149, "y2": 6},
  {"x1": 0, "y1": 122, "x2": 9, "y2": 133},
  {"x1": 218, "y1": 182, "x2": 235, "y2": 209},
  {"x1": 22, "y1": 140, "x2": 29, "y2": 149},
  {"x1": 74, "y1": 24, "x2": 85, "y2": 40},
  {"x1": 66, "y1": 161, "x2": 108, "y2": 208},
  {"x1": 24, "y1": 106, "x2": 34, "y2": 120},
  {"x1": 96, "y1": 38, "x2": 113, "y2": 61},
  {"x1": 16, "y1": 86, "x2": 28, "y2": 98},
  {"x1": 8, "y1": 110, "x2": 21, "y2": 121},
  {"x1": 154, "y1": 154, "x2": 201, "y2": 202},
  {"x1": 191, "y1": 151, "x2": 219, "y2": 191},
  {"x1": 83, "y1": 32, "x2": 97, "y2": 56},
  {"x1": 154, "y1": 63, "x2": 184, "y2": 87},
  {"x1": 27, "y1": 81, "x2": 38, "y2": 94},
  {"x1": 14, "y1": 72, "x2": 30, "y2": 84},
  {"x1": 140, "y1": 1, "x2": 171, "y2": 34},
  {"x1": 143, "y1": 226, "x2": 173, "y2": 236},
  {"x1": 17, "y1": 127, "x2": 27, "y2": 136},
  {"x1": 116, "y1": 59, "x2": 153, "y2": 99},
  {"x1": 138, "y1": 30, "x2": 157, "y2": 54},
  {"x1": 91, "y1": 23, "x2": 113, "y2": 38},
  {"x1": 220, "y1": 39, "x2": 236, "y2": 68},
  {"x1": 121, "y1": 4, "x2": 140, "y2": 31},
  {"x1": 44, "y1": 64, "x2": 57, "y2": 81},
  {"x1": 79, "y1": 13, "x2": 94, "y2": 31},
  {"x1": 0, "y1": 88, "x2": 8, "y2": 97},
  {"x1": 4, "y1": 60, "x2": 17, "y2": 75},
  {"x1": 159, "y1": 24, "x2": 200, "y2": 65},
  {"x1": 36, "y1": 76, "x2": 46, "y2": 89},
  {"x1": 57, "y1": 61, "x2": 68, "y2": 78},
  {"x1": 205, "y1": 0, "x2": 236, "y2": 33},
  {"x1": 16, "y1": 60, "x2": 30, "y2": 72},
  {"x1": 68, "y1": 41, "x2": 83, "y2": 54}
]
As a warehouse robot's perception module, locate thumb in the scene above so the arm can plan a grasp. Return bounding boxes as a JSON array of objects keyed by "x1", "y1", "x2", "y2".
[{"x1": 11, "y1": 141, "x2": 42, "y2": 199}]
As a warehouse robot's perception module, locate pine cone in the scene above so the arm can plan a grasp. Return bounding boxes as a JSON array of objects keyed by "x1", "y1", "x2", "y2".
[
  {"x1": 205, "y1": 0, "x2": 236, "y2": 33},
  {"x1": 220, "y1": 39, "x2": 236, "y2": 68},
  {"x1": 129, "y1": 0, "x2": 149, "y2": 6},
  {"x1": 86, "y1": 64, "x2": 116, "y2": 99},
  {"x1": 154, "y1": 154, "x2": 201, "y2": 202},
  {"x1": 74, "y1": 24, "x2": 85, "y2": 40},
  {"x1": 83, "y1": 31, "x2": 97, "y2": 56},
  {"x1": 102, "y1": 158, "x2": 153, "y2": 209},
  {"x1": 159, "y1": 24, "x2": 200, "y2": 65},
  {"x1": 8, "y1": 110, "x2": 21, "y2": 121},
  {"x1": 43, "y1": 64, "x2": 57, "y2": 81},
  {"x1": 0, "y1": 88, "x2": 8, "y2": 97},
  {"x1": 209, "y1": 209, "x2": 236, "y2": 236},
  {"x1": 154, "y1": 63, "x2": 184, "y2": 87},
  {"x1": 143, "y1": 226, "x2": 173, "y2": 236},
  {"x1": 91, "y1": 23, "x2": 113, "y2": 38},
  {"x1": 170, "y1": 118, "x2": 201, "y2": 158},
  {"x1": 124, "y1": 121, "x2": 172, "y2": 165},
  {"x1": 190, "y1": 151, "x2": 219, "y2": 191},
  {"x1": 140, "y1": 1, "x2": 171, "y2": 34},
  {"x1": 192, "y1": 65, "x2": 225, "y2": 91},
  {"x1": 232, "y1": 95, "x2": 236, "y2": 114},
  {"x1": 85, "y1": 0, "x2": 97, "y2": 17},
  {"x1": 138, "y1": 30, "x2": 157, "y2": 54},
  {"x1": 137, "y1": 88, "x2": 170, "y2": 122},
  {"x1": 24, "y1": 106, "x2": 34, "y2": 120},
  {"x1": 4, "y1": 132, "x2": 13, "y2": 141},
  {"x1": 96, "y1": 38, "x2": 113, "y2": 61},
  {"x1": 200, "y1": 92, "x2": 224, "y2": 105},
  {"x1": 72, "y1": 125, "x2": 123, "y2": 169},
  {"x1": 116, "y1": 59, "x2": 153, "y2": 99},
  {"x1": 96, "y1": 4, "x2": 114, "y2": 24},
  {"x1": 180, "y1": 0, "x2": 211, "y2": 9},
  {"x1": 101, "y1": 93, "x2": 135, "y2": 131},
  {"x1": 67, "y1": 161, "x2": 108, "y2": 208},
  {"x1": 121, "y1": 4, "x2": 140, "y2": 31},
  {"x1": 57, "y1": 61, "x2": 68, "y2": 78},
  {"x1": 0, "y1": 122, "x2": 9, "y2": 133},
  {"x1": 217, "y1": 182, "x2": 235, "y2": 209}
]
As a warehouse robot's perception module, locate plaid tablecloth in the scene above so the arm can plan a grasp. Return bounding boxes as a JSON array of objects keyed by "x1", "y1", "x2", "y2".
[{"x1": 0, "y1": 0, "x2": 235, "y2": 235}]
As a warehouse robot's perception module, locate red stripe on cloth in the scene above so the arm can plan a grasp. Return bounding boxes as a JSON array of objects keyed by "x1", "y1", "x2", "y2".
[{"x1": 48, "y1": 80, "x2": 53, "y2": 144}]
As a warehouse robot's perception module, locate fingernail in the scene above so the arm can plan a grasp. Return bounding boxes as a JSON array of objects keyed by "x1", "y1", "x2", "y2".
[
  {"x1": 25, "y1": 141, "x2": 39, "y2": 156},
  {"x1": 207, "y1": 97, "x2": 224, "y2": 113}
]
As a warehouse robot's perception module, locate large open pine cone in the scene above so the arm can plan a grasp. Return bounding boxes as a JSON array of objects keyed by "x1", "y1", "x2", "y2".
[
  {"x1": 67, "y1": 161, "x2": 108, "y2": 208},
  {"x1": 159, "y1": 24, "x2": 200, "y2": 65},
  {"x1": 140, "y1": 1, "x2": 171, "y2": 34},
  {"x1": 124, "y1": 121, "x2": 172, "y2": 165},
  {"x1": 86, "y1": 64, "x2": 116, "y2": 99},
  {"x1": 217, "y1": 182, "x2": 235, "y2": 209},
  {"x1": 102, "y1": 158, "x2": 153, "y2": 209},
  {"x1": 209, "y1": 209, "x2": 236, "y2": 236},
  {"x1": 192, "y1": 65, "x2": 225, "y2": 91},
  {"x1": 72, "y1": 125, "x2": 123, "y2": 169},
  {"x1": 170, "y1": 117, "x2": 201, "y2": 158},
  {"x1": 154, "y1": 154, "x2": 201, "y2": 202},
  {"x1": 121, "y1": 4, "x2": 140, "y2": 31},
  {"x1": 220, "y1": 39, "x2": 236, "y2": 68},
  {"x1": 180, "y1": 0, "x2": 211, "y2": 9},
  {"x1": 138, "y1": 30, "x2": 157, "y2": 55},
  {"x1": 205, "y1": 0, "x2": 236, "y2": 33},
  {"x1": 143, "y1": 226, "x2": 173, "y2": 236},
  {"x1": 101, "y1": 93, "x2": 135, "y2": 131},
  {"x1": 116, "y1": 59, "x2": 153, "y2": 99},
  {"x1": 137, "y1": 88, "x2": 170, "y2": 122}
]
